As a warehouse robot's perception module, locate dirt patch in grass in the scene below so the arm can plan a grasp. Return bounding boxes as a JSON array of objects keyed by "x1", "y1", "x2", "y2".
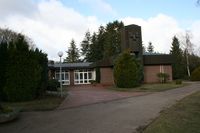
[{"x1": 141, "y1": 91, "x2": 200, "y2": 133}]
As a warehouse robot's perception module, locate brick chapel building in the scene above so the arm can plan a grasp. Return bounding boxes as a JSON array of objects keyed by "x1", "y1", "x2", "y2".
[{"x1": 48, "y1": 24, "x2": 172, "y2": 86}]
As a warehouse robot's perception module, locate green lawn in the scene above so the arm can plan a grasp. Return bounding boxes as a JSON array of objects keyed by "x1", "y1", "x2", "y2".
[
  {"x1": 110, "y1": 82, "x2": 188, "y2": 92},
  {"x1": 2, "y1": 95, "x2": 64, "y2": 112},
  {"x1": 142, "y1": 91, "x2": 200, "y2": 133}
]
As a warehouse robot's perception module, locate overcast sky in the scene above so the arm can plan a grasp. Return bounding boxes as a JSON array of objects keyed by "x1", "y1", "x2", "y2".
[{"x1": 0, "y1": 0, "x2": 200, "y2": 61}]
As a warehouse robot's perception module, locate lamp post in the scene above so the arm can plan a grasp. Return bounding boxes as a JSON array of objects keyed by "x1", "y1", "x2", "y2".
[{"x1": 58, "y1": 51, "x2": 63, "y2": 97}]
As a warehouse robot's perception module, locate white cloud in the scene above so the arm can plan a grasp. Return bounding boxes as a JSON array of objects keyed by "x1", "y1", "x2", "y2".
[
  {"x1": 190, "y1": 20, "x2": 200, "y2": 54},
  {"x1": 122, "y1": 14, "x2": 185, "y2": 53},
  {"x1": 122, "y1": 14, "x2": 200, "y2": 54},
  {"x1": 0, "y1": 0, "x2": 36, "y2": 19},
  {"x1": 0, "y1": 0, "x2": 101, "y2": 60},
  {"x1": 0, "y1": 0, "x2": 199, "y2": 60},
  {"x1": 79, "y1": 0, "x2": 117, "y2": 16}
]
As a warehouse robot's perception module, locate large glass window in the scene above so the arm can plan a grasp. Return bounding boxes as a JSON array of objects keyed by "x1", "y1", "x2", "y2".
[
  {"x1": 55, "y1": 70, "x2": 70, "y2": 85},
  {"x1": 74, "y1": 69, "x2": 95, "y2": 85}
]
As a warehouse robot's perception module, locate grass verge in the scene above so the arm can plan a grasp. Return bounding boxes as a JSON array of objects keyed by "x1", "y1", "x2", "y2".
[
  {"x1": 141, "y1": 91, "x2": 200, "y2": 133},
  {"x1": 1, "y1": 95, "x2": 65, "y2": 112},
  {"x1": 109, "y1": 82, "x2": 188, "y2": 92}
]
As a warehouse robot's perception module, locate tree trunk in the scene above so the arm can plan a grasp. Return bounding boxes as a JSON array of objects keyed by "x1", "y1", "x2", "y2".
[{"x1": 186, "y1": 50, "x2": 191, "y2": 77}]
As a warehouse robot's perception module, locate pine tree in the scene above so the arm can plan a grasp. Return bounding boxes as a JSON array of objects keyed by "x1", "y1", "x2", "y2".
[
  {"x1": 170, "y1": 36, "x2": 185, "y2": 79},
  {"x1": 95, "y1": 26, "x2": 105, "y2": 60},
  {"x1": 87, "y1": 32, "x2": 98, "y2": 62},
  {"x1": 147, "y1": 42, "x2": 154, "y2": 53},
  {"x1": 65, "y1": 39, "x2": 80, "y2": 63},
  {"x1": 104, "y1": 20, "x2": 124, "y2": 58},
  {"x1": 80, "y1": 31, "x2": 91, "y2": 61}
]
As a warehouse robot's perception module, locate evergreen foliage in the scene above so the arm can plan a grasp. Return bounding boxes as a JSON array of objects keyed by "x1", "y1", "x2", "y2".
[
  {"x1": 87, "y1": 32, "x2": 99, "y2": 62},
  {"x1": 80, "y1": 31, "x2": 91, "y2": 61},
  {"x1": 65, "y1": 39, "x2": 80, "y2": 62},
  {"x1": 0, "y1": 29, "x2": 48, "y2": 102},
  {"x1": 80, "y1": 20, "x2": 124, "y2": 62},
  {"x1": 170, "y1": 36, "x2": 200, "y2": 80},
  {"x1": 191, "y1": 66, "x2": 200, "y2": 81},
  {"x1": 34, "y1": 48, "x2": 48, "y2": 97},
  {"x1": 0, "y1": 41, "x2": 8, "y2": 100},
  {"x1": 47, "y1": 79, "x2": 60, "y2": 91},
  {"x1": 95, "y1": 67, "x2": 101, "y2": 83},
  {"x1": 147, "y1": 42, "x2": 154, "y2": 53},
  {"x1": 170, "y1": 36, "x2": 185, "y2": 79},
  {"x1": 113, "y1": 51, "x2": 142, "y2": 88},
  {"x1": 188, "y1": 53, "x2": 200, "y2": 73},
  {"x1": 104, "y1": 21, "x2": 124, "y2": 58}
]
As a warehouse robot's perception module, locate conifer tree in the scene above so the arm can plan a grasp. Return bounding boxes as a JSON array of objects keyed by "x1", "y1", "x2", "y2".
[
  {"x1": 170, "y1": 36, "x2": 185, "y2": 79},
  {"x1": 104, "y1": 20, "x2": 124, "y2": 58},
  {"x1": 81, "y1": 31, "x2": 91, "y2": 61},
  {"x1": 87, "y1": 32, "x2": 98, "y2": 62},
  {"x1": 147, "y1": 42, "x2": 154, "y2": 53},
  {"x1": 65, "y1": 39, "x2": 80, "y2": 63}
]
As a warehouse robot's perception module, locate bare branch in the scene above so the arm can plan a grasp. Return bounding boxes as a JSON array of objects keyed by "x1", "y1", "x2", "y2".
[{"x1": 0, "y1": 28, "x2": 35, "y2": 50}]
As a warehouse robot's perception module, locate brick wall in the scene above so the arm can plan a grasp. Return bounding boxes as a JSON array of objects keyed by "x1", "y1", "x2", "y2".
[
  {"x1": 143, "y1": 65, "x2": 172, "y2": 83},
  {"x1": 69, "y1": 70, "x2": 74, "y2": 85},
  {"x1": 100, "y1": 67, "x2": 114, "y2": 85}
]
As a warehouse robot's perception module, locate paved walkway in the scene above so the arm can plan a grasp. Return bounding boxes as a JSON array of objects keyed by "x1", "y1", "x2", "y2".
[
  {"x1": 1, "y1": 82, "x2": 200, "y2": 133},
  {"x1": 59, "y1": 85, "x2": 149, "y2": 109}
]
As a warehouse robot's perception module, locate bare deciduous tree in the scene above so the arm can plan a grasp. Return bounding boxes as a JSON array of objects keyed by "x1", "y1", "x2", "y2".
[
  {"x1": 180, "y1": 31, "x2": 194, "y2": 77},
  {"x1": 0, "y1": 28, "x2": 36, "y2": 49}
]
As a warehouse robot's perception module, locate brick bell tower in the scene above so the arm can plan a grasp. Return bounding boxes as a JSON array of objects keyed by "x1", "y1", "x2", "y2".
[{"x1": 121, "y1": 24, "x2": 143, "y2": 61}]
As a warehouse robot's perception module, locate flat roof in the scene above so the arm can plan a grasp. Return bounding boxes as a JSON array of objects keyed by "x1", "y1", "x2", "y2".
[
  {"x1": 48, "y1": 62, "x2": 94, "y2": 69},
  {"x1": 48, "y1": 54, "x2": 172, "y2": 69}
]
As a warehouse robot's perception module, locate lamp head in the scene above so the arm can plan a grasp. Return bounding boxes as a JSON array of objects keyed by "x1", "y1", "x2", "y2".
[{"x1": 58, "y1": 51, "x2": 63, "y2": 57}]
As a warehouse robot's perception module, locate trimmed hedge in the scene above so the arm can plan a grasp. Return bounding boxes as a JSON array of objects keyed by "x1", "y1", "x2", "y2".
[
  {"x1": 191, "y1": 66, "x2": 200, "y2": 81},
  {"x1": 0, "y1": 31, "x2": 48, "y2": 102},
  {"x1": 113, "y1": 51, "x2": 142, "y2": 88}
]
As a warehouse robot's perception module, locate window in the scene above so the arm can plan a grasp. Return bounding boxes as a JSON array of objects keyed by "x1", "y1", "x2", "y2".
[
  {"x1": 55, "y1": 70, "x2": 70, "y2": 85},
  {"x1": 74, "y1": 69, "x2": 95, "y2": 85}
]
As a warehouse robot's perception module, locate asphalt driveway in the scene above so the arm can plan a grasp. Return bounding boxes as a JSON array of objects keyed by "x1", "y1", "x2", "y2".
[
  {"x1": 1, "y1": 82, "x2": 200, "y2": 133},
  {"x1": 58, "y1": 85, "x2": 148, "y2": 109}
]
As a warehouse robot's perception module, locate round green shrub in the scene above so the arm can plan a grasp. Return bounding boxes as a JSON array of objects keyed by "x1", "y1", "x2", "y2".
[
  {"x1": 191, "y1": 66, "x2": 200, "y2": 81},
  {"x1": 113, "y1": 51, "x2": 142, "y2": 88}
]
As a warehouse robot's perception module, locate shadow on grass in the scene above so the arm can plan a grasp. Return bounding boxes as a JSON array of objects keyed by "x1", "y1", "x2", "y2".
[{"x1": 108, "y1": 82, "x2": 189, "y2": 92}]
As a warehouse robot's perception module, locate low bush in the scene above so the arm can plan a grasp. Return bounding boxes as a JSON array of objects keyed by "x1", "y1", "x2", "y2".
[
  {"x1": 47, "y1": 79, "x2": 60, "y2": 91},
  {"x1": 0, "y1": 106, "x2": 13, "y2": 114},
  {"x1": 157, "y1": 73, "x2": 169, "y2": 83},
  {"x1": 191, "y1": 66, "x2": 200, "y2": 81},
  {"x1": 175, "y1": 79, "x2": 182, "y2": 84},
  {"x1": 90, "y1": 80, "x2": 97, "y2": 85}
]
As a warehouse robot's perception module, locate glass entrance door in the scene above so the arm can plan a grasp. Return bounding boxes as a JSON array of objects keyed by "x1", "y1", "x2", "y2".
[{"x1": 74, "y1": 69, "x2": 95, "y2": 85}]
